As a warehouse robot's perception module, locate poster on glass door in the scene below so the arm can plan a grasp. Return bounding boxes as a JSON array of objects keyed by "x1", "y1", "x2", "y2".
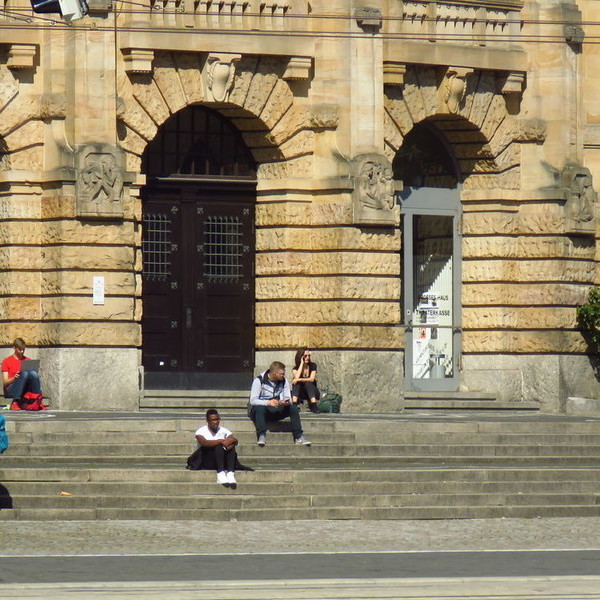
[{"x1": 412, "y1": 219, "x2": 453, "y2": 379}]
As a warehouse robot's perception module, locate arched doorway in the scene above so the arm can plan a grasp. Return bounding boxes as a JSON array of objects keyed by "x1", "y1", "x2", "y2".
[
  {"x1": 395, "y1": 120, "x2": 462, "y2": 392},
  {"x1": 141, "y1": 106, "x2": 257, "y2": 389}
]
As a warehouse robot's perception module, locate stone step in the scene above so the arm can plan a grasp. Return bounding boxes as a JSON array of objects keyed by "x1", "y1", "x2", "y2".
[
  {"x1": 144, "y1": 390, "x2": 249, "y2": 398},
  {"x1": 7, "y1": 414, "x2": 600, "y2": 435},
  {"x1": 140, "y1": 389, "x2": 249, "y2": 410},
  {"x1": 4, "y1": 491, "x2": 599, "y2": 511},
  {"x1": 2, "y1": 504, "x2": 600, "y2": 521},
  {"x1": 5, "y1": 416, "x2": 335, "y2": 435},
  {"x1": 4, "y1": 466, "x2": 600, "y2": 483},
  {"x1": 403, "y1": 391, "x2": 539, "y2": 411},
  {"x1": 7, "y1": 431, "x2": 354, "y2": 447},
  {"x1": 404, "y1": 400, "x2": 541, "y2": 410},
  {"x1": 4, "y1": 478, "x2": 600, "y2": 497},
  {"x1": 8, "y1": 441, "x2": 600, "y2": 458},
  {"x1": 11, "y1": 429, "x2": 600, "y2": 445},
  {"x1": 3, "y1": 455, "x2": 600, "y2": 469},
  {"x1": 141, "y1": 398, "x2": 248, "y2": 410},
  {"x1": 3, "y1": 412, "x2": 600, "y2": 521}
]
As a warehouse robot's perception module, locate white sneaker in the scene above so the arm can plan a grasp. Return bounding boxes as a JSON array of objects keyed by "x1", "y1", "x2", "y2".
[
  {"x1": 226, "y1": 471, "x2": 237, "y2": 485},
  {"x1": 294, "y1": 435, "x2": 311, "y2": 446},
  {"x1": 257, "y1": 434, "x2": 267, "y2": 446},
  {"x1": 216, "y1": 471, "x2": 228, "y2": 485}
]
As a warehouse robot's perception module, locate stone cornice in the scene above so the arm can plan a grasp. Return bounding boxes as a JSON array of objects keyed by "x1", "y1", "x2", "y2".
[
  {"x1": 418, "y1": 0, "x2": 523, "y2": 10},
  {"x1": 384, "y1": 41, "x2": 525, "y2": 73}
]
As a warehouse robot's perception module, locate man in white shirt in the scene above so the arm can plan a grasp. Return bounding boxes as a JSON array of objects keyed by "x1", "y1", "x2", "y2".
[{"x1": 195, "y1": 409, "x2": 238, "y2": 486}]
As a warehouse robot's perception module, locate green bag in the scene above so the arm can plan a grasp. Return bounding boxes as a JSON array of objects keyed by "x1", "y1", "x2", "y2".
[{"x1": 317, "y1": 393, "x2": 342, "y2": 413}]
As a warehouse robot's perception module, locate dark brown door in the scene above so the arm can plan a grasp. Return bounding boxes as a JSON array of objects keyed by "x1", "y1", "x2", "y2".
[{"x1": 142, "y1": 184, "x2": 255, "y2": 388}]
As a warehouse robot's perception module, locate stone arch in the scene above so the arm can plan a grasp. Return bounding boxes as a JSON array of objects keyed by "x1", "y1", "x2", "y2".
[
  {"x1": 384, "y1": 65, "x2": 519, "y2": 190},
  {"x1": 0, "y1": 65, "x2": 44, "y2": 171},
  {"x1": 0, "y1": 133, "x2": 7, "y2": 170},
  {"x1": 117, "y1": 52, "x2": 315, "y2": 178}
]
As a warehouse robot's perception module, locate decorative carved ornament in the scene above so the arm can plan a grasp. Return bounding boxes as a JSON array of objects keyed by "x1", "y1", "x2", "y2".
[
  {"x1": 564, "y1": 24, "x2": 585, "y2": 45},
  {"x1": 352, "y1": 154, "x2": 398, "y2": 226},
  {"x1": 562, "y1": 165, "x2": 596, "y2": 236},
  {"x1": 76, "y1": 145, "x2": 124, "y2": 219},
  {"x1": 283, "y1": 57, "x2": 312, "y2": 81},
  {"x1": 308, "y1": 104, "x2": 339, "y2": 130},
  {"x1": 514, "y1": 118, "x2": 546, "y2": 144},
  {"x1": 496, "y1": 71, "x2": 526, "y2": 110},
  {"x1": 355, "y1": 6, "x2": 382, "y2": 30},
  {"x1": 40, "y1": 94, "x2": 67, "y2": 120},
  {"x1": 383, "y1": 62, "x2": 407, "y2": 87},
  {"x1": 122, "y1": 49, "x2": 154, "y2": 75},
  {"x1": 7, "y1": 44, "x2": 37, "y2": 70},
  {"x1": 438, "y1": 67, "x2": 473, "y2": 114},
  {"x1": 496, "y1": 71, "x2": 525, "y2": 96},
  {"x1": 204, "y1": 53, "x2": 241, "y2": 103}
]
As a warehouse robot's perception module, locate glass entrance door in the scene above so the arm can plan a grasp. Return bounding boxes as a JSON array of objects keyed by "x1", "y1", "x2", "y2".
[{"x1": 402, "y1": 187, "x2": 461, "y2": 391}]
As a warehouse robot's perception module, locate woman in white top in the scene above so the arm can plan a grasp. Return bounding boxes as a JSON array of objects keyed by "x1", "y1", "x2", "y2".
[{"x1": 195, "y1": 409, "x2": 238, "y2": 486}]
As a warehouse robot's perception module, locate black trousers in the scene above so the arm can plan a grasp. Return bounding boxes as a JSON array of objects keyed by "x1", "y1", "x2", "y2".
[
  {"x1": 200, "y1": 445, "x2": 236, "y2": 472},
  {"x1": 251, "y1": 404, "x2": 303, "y2": 438},
  {"x1": 292, "y1": 381, "x2": 320, "y2": 402}
]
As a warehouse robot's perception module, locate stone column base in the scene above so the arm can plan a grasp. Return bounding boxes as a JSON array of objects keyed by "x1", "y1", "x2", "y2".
[
  {"x1": 254, "y1": 349, "x2": 404, "y2": 413},
  {"x1": 461, "y1": 354, "x2": 600, "y2": 412},
  {"x1": 38, "y1": 347, "x2": 141, "y2": 411}
]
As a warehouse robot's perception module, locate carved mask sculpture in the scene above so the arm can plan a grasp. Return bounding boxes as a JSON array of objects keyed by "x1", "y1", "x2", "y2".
[{"x1": 205, "y1": 54, "x2": 240, "y2": 103}]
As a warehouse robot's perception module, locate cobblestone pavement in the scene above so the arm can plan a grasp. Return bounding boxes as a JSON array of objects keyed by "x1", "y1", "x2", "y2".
[{"x1": 2, "y1": 517, "x2": 600, "y2": 556}]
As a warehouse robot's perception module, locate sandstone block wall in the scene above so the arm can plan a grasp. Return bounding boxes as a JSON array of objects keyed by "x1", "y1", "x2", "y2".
[{"x1": 0, "y1": 0, "x2": 598, "y2": 411}]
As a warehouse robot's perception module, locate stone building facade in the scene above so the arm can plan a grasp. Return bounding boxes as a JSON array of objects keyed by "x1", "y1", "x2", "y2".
[{"x1": 1, "y1": 0, "x2": 599, "y2": 411}]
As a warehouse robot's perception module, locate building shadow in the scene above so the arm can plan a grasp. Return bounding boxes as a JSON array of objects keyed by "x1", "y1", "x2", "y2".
[
  {"x1": 0, "y1": 483, "x2": 13, "y2": 509},
  {"x1": 585, "y1": 351, "x2": 600, "y2": 382}
]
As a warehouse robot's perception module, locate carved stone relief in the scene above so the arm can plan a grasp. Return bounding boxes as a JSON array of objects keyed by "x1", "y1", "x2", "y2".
[
  {"x1": 203, "y1": 53, "x2": 241, "y2": 103},
  {"x1": 355, "y1": 6, "x2": 382, "y2": 30},
  {"x1": 438, "y1": 67, "x2": 473, "y2": 114},
  {"x1": 76, "y1": 145, "x2": 124, "y2": 219},
  {"x1": 562, "y1": 165, "x2": 596, "y2": 236},
  {"x1": 351, "y1": 154, "x2": 399, "y2": 226}
]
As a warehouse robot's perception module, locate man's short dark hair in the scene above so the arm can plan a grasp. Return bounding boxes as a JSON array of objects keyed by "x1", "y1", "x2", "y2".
[
  {"x1": 13, "y1": 338, "x2": 26, "y2": 350},
  {"x1": 206, "y1": 408, "x2": 219, "y2": 419},
  {"x1": 269, "y1": 361, "x2": 285, "y2": 373}
]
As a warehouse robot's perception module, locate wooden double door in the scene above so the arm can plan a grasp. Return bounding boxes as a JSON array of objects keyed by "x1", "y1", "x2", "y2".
[{"x1": 141, "y1": 182, "x2": 255, "y2": 388}]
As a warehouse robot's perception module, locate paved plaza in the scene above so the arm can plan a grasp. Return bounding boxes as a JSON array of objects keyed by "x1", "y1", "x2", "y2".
[
  {"x1": 2, "y1": 518, "x2": 600, "y2": 599},
  {"x1": 3, "y1": 517, "x2": 600, "y2": 555}
]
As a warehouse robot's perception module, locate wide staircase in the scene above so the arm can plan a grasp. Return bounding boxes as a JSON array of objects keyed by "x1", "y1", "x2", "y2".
[{"x1": 2, "y1": 410, "x2": 600, "y2": 520}]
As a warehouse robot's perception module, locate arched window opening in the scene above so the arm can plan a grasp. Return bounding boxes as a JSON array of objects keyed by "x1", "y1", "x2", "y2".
[
  {"x1": 142, "y1": 105, "x2": 257, "y2": 179},
  {"x1": 393, "y1": 122, "x2": 459, "y2": 189}
]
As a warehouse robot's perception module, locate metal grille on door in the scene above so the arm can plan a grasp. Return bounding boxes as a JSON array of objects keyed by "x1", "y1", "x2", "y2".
[
  {"x1": 202, "y1": 215, "x2": 243, "y2": 283},
  {"x1": 142, "y1": 213, "x2": 172, "y2": 281}
]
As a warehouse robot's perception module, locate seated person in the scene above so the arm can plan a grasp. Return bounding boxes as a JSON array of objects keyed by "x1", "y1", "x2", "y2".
[
  {"x1": 291, "y1": 348, "x2": 320, "y2": 413},
  {"x1": 0, "y1": 414, "x2": 8, "y2": 454},
  {"x1": 195, "y1": 409, "x2": 238, "y2": 486},
  {"x1": 248, "y1": 360, "x2": 311, "y2": 447},
  {"x1": 2, "y1": 338, "x2": 45, "y2": 411}
]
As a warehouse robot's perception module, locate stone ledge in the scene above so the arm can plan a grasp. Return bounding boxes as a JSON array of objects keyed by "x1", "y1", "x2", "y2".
[{"x1": 565, "y1": 397, "x2": 600, "y2": 416}]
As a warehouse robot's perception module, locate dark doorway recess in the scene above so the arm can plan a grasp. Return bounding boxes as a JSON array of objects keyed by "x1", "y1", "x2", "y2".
[{"x1": 141, "y1": 105, "x2": 257, "y2": 389}]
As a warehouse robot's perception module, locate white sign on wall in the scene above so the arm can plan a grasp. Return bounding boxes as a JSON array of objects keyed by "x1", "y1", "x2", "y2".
[{"x1": 93, "y1": 276, "x2": 105, "y2": 305}]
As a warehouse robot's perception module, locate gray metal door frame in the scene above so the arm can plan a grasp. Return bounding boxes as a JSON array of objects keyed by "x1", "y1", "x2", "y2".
[{"x1": 401, "y1": 186, "x2": 462, "y2": 392}]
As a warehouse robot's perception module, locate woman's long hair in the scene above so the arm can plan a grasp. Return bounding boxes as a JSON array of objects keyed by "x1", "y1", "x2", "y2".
[{"x1": 294, "y1": 348, "x2": 310, "y2": 370}]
